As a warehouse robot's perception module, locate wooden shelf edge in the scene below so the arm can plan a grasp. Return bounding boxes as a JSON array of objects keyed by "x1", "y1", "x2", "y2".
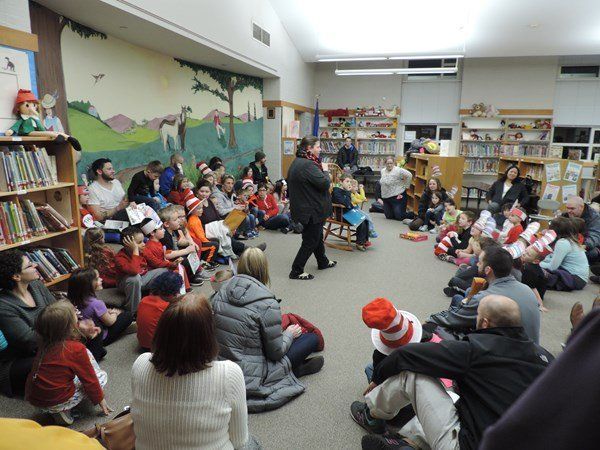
[
  {"x1": 45, "y1": 273, "x2": 72, "y2": 287},
  {"x1": 0, "y1": 227, "x2": 79, "y2": 251},
  {"x1": 0, "y1": 182, "x2": 75, "y2": 198}
]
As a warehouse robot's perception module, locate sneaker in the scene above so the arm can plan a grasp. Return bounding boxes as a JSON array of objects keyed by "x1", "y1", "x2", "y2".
[
  {"x1": 356, "y1": 244, "x2": 366, "y2": 251},
  {"x1": 447, "y1": 256, "x2": 456, "y2": 264},
  {"x1": 364, "y1": 241, "x2": 373, "y2": 248},
  {"x1": 196, "y1": 270, "x2": 212, "y2": 281},
  {"x1": 292, "y1": 223, "x2": 303, "y2": 233},
  {"x1": 280, "y1": 227, "x2": 290, "y2": 234},
  {"x1": 255, "y1": 242, "x2": 267, "y2": 252},
  {"x1": 361, "y1": 432, "x2": 415, "y2": 450},
  {"x1": 236, "y1": 234, "x2": 248, "y2": 241},
  {"x1": 590, "y1": 275, "x2": 600, "y2": 284},
  {"x1": 437, "y1": 253, "x2": 449, "y2": 262},
  {"x1": 369, "y1": 231, "x2": 379, "y2": 238},
  {"x1": 190, "y1": 275, "x2": 205, "y2": 287},
  {"x1": 201, "y1": 262, "x2": 216, "y2": 272},
  {"x1": 418, "y1": 225, "x2": 428, "y2": 232},
  {"x1": 402, "y1": 218, "x2": 413, "y2": 225},
  {"x1": 295, "y1": 356, "x2": 324, "y2": 377},
  {"x1": 51, "y1": 410, "x2": 74, "y2": 426},
  {"x1": 350, "y1": 402, "x2": 385, "y2": 434},
  {"x1": 443, "y1": 286, "x2": 459, "y2": 297},
  {"x1": 429, "y1": 228, "x2": 438, "y2": 234}
]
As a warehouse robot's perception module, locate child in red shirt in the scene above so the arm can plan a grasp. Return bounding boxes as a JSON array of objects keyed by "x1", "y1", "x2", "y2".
[
  {"x1": 83, "y1": 228, "x2": 118, "y2": 287},
  {"x1": 167, "y1": 174, "x2": 193, "y2": 206},
  {"x1": 115, "y1": 226, "x2": 169, "y2": 313},
  {"x1": 503, "y1": 207, "x2": 526, "y2": 245},
  {"x1": 253, "y1": 182, "x2": 292, "y2": 232},
  {"x1": 25, "y1": 301, "x2": 111, "y2": 425},
  {"x1": 136, "y1": 271, "x2": 183, "y2": 350},
  {"x1": 78, "y1": 185, "x2": 95, "y2": 229}
]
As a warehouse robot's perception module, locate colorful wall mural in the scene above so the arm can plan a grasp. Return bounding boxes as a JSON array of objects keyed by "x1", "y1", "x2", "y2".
[{"x1": 59, "y1": 24, "x2": 263, "y2": 183}]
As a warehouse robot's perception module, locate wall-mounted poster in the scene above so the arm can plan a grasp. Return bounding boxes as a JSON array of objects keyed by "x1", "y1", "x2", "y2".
[
  {"x1": 562, "y1": 184, "x2": 578, "y2": 203},
  {"x1": 283, "y1": 139, "x2": 295, "y2": 155},
  {"x1": 542, "y1": 183, "x2": 560, "y2": 201},
  {"x1": 545, "y1": 162, "x2": 561, "y2": 183},
  {"x1": 564, "y1": 162, "x2": 582, "y2": 183},
  {"x1": 289, "y1": 120, "x2": 300, "y2": 139}
]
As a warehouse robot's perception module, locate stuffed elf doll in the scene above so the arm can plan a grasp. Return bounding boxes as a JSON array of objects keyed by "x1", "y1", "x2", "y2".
[{"x1": 4, "y1": 89, "x2": 81, "y2": 151}]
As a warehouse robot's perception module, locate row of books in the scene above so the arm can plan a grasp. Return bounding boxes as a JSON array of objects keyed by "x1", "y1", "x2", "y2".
[
  {"x1": 460, "y1": 143, "x2": 550, "y2": 158},
  {"x1": 24, "y1": 247, "x2": 79, "y2": 282},
  {"x1": 0, "y1": 147, "x2": 58, "y2": 192},
  {"x1": 524, "y1": 165, "x2": 544, "y2": 180},
  {"x1": 321, "y1": 154, "x2": 390, "y2": 170},
  {"x1": 463, "y1": 159, "x2": 499, "y2": 175},
  {"x1": 358, "y1": 141, "x2": 397, "y2": 155},
  {"x1": 0, "y1": 200, "x2": 71, "y2": 245},
  {"x1": 501, "y1": 144, "x2": 549, "y2": 158},
  {"x1": 460, "y1": 143, "x2": 501, "y2": 157}
]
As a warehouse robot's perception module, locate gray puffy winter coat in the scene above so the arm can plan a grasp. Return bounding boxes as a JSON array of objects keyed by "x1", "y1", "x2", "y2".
[{"x1": 212, "y1": 274, "x2": 305, "y2": 413}]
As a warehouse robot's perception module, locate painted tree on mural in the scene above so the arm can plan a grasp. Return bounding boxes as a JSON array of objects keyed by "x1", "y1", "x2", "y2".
[{"x1": 176, "y1": 58, "x2": 263, "y2": 148}]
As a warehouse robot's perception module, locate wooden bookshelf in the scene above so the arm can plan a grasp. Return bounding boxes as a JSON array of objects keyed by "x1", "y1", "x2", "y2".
[
  {"x1": 496, "y1": 156, "x2": 585, "y2": 220},
  {"x1": 404, "y1": 154, "x2": 464, "y2": 213},
  {"x1": 0, "y1": 137, "x2": 83, "y2": 287}
]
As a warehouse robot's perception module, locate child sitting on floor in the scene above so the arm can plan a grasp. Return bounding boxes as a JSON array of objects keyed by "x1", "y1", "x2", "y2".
[
  {"x1": 422, "y1": 190, "x2": 445, "y2": 232},
  {"x1": 332, "y1": 175, "x2": 371, "y2": 251},
  {"x1": 78, "y1": 185, "x2": 95, "y2": 229},
  {"x1": 151, "y1": 178, "x2": 169, "y2": 209},
  {"x1": 520, "y1": 231, "x2": 557, "y2": 312},
  {"x1": 25, "y1": 301, "x2": 111, "y2": 425},
  {"x1": 83, "y1": 228, "x2": 119, "y2": 289},
  {"x1": 136, "y1": 272, "x2": 184, "y2": 351},
  {"x1": 185, "y1": 195, "x2": 219, "y2": 267},
  {"x1": 499, "y1": 207, "x2": 526, "y2": 244},
  {"x1": 67, "y1": 268, "x2": 134, "y2": 348},
  {"x1": 349, "y1": 179, "x2": 378, "y2": 238},
  {"x1": 434, "y1": 210, "x2": 475, "y2": 263},
  {"x1": 167, "y1": 174, "x2": 193, "y2": 206},
  {"x1": 234, "y1": 180, "x2": 259, "y2": 239},
  {"x1": 436, "y1": 198, "x2": 462, "y2": 240}
]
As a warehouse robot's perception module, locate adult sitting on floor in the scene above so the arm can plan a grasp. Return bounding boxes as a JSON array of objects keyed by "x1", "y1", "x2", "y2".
[
  {"x1": 563, "y1": 196, "x2": 600, "y2": 263},
  {"x1": 379, "y1": 157, "x2": 413, "y2": 222},
  {"x1": 212, "y1": 248, "x2": 323, "y2": 413},
  {"x1": 428, "y1": 246, "x2": 541, "y2": 343},
  {"x1": 408, "y1": 177, "x2": 447, "y2": 231},
  {"x1": 485, "y1": 165, "x2": 529, "y2": 215},
  {"x1": 86, "y1": 158, "x2": 133, "y2": 222},
  {"x1": 352, "y1": 295, "x2": 553, "y2": 450}
]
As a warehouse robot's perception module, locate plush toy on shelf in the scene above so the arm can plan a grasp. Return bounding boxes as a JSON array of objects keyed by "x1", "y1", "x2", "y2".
[
  {"x1": 470, "y1": 130, "x2": 483, "y2": 141},
  {"x1": 485, "y1": 104, "x2": 498, "y2": 118},
  {"x1": 4, "y1": 89, "x2": 82, "y2": 150},
  {"x1": 384, "y1": 106, "x2": 399, "y2": 118},
  {"x1": 471, "y1": 102, "x2": 486, "y2": 117}
]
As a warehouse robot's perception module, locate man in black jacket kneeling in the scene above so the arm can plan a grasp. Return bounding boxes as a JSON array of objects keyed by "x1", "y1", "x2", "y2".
[{"x1": 351, "y1": 295, "x2": 553, "y2": 450}]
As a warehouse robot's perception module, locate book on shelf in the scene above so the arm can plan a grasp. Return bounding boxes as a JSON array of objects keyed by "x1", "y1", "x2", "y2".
[
  {"x1": 463, "y1": 159, "x2": 499, "y2": 175},
  {"x1": 0, "y1": 200, "x2": 72, "y2": 245},
  {"x1": 24, "y1": 247, "x2": 80, "y2": 282},
  {"x1": 0, "y1": 146, "x2": 58, "y2": 192},
  {"x1": 358, "y1": 141, "x2": 397, "y2": 155}
]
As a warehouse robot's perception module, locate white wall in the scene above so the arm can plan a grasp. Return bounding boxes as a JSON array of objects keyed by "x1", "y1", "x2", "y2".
[
  {"x1": 313, "y1": 64, "x2": 401, "y2": 109},
  {"x1": 262, "y1": 106, "x2": 282, "y2": 179},
  {"x1": 401, "y1": 81, "x2": 461, "y2": 124},
  {"x1": 461, "y1": 57, "x2": 559, "y2": 109},
  {"x1": 0, "y1": 0, "x2": 31, "y2": 32},
  {"x1": 101, "y1": 0, "x2": 314, "y2": 106},
  {"x1": 554, "y1": 80, "x2": 600, "y2": 126}
]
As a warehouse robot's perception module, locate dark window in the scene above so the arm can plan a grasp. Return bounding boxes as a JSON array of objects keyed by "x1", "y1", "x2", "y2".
[
  {"x1": 594, "y1": 130, "x2": 600, "y2": 144},
  {"x1": 560, "y1": 65, "x2": 599, "y2": 78},
  {"x1": 561, "y1": 146, "x2": 586, "y2": 160},
  {"x1": 439, "y1": 128, "x2": 453, "y2": 140},
  {"x1": 552, "y1": 127, "x2": 591, "y2": 144},
  {"x1": 403, "y1": 125, "x2": 437, "y2": 151}
]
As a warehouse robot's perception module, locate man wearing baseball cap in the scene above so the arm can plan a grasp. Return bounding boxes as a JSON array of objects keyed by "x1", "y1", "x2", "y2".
[{"x1": 352, "y1": 296, "x2": 553, "y2": 450}]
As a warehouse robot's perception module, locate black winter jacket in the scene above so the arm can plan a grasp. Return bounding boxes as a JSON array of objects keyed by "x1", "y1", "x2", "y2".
[
  {"x1": 287, "y1": 156, "x2": 332, "y2": 224},
  {"x1": 486, "y1": 179, "x2": 528, "y2": 207},
  {"x1": 418, "y1": 187, "x2": 448, "y2": 219},
  {"x1": 372, "y1": 327, "x2": 553, "y2": 450}
]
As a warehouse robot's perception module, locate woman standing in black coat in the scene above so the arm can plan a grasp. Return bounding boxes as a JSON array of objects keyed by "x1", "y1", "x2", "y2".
[
  {"x1": 486, "y1": 165, "x2": 529, "y2": 213},
  {"x1": 408, "y1": 177, "x2": 447, "y2": 230},
  {"x1": 287, "y1": 136, "x2": 337, "y2": 280}
]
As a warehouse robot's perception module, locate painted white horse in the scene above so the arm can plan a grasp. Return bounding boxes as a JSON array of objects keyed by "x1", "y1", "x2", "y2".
[{"x1": 159, "y1": 105, "x2": 191, "y2": 152}]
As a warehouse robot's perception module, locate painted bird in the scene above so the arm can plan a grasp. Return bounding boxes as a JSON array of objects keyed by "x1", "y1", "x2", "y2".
[{"x1": 92, "y1": 73, "x2": 105, "y2": 85}]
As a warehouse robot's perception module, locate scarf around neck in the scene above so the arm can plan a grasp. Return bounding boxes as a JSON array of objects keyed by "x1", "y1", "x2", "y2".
[{"x1": 298, "y1": 148, "x2": 323, "y2": 171}]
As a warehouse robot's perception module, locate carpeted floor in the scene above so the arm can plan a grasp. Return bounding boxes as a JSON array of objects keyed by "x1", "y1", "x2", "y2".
[{"x1": 0, "y1": 212, "x2": 597, "y2": 449}]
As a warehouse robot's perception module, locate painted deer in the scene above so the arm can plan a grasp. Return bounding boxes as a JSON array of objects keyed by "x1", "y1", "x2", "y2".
[{"x1": 159, "y1": 105, "x2": 191, "y2": 152}]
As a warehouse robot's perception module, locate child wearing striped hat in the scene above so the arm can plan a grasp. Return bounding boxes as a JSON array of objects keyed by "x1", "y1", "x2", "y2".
[
  {"x1": 434, "y1": 211, "x2": 475, "y2": 262},
  {"x1": 185, "y1": 194, "x2": 219, "y2": 267},
  {"x1": 520, "y1": 229, "x2": 558, "y2": 312},
  {"x1": 499, "y1": 207, "x2": 527, "y2": 245}
]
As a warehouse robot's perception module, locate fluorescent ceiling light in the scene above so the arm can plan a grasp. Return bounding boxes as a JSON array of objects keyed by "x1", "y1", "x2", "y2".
[
  {"x1": 335, "y1": 67, "x2": 457, "y2": 76},
  {"x1": 388, "y1": 54, "x2": 464, "y2": 60},
  {"x1": 317, "y1": 57, "x2": 387, "y2": 62}
]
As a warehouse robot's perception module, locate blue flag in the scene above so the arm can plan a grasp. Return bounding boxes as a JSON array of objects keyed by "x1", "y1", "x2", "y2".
[{"x1": 312, "y1": 99, "x2": 319, "y2": 137}]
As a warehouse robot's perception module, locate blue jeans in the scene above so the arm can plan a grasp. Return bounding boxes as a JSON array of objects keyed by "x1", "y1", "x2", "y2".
[
  {"x1": 263, "y1": 214, "x2": 290, "y2": 230},
  {"x1": 286, "y1": 332, "x2": 319, "y2": 370},
  {"x1": 451, "y1": 294, "x2": 465, "y2": 309},
  {"x1": 424, "y1": 208, "x2": 443, "y2": 229}
]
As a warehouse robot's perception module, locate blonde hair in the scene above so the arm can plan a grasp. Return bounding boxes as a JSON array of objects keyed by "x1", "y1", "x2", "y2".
[
  {"x1": 237, "y1": 248, "x2": 270, "y2": 286},
  {"x1": 35, "y1": 301, "x2": 79, "y2": 352},
  {"x1": 158, "y1": 205, "x2": 178, "y2": 223},
  {"x1": 83, "y1": 228, "x2": 109, "y2": 270}
]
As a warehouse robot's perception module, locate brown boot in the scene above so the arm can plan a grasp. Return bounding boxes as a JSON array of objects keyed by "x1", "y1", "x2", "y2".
[{"x1": 570, "y1": 302, "x2": 584, "y2": 329}]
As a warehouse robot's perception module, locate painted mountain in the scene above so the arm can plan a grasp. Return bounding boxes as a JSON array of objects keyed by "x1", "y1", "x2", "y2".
[
  {"x1": 146, "y1": 114, "x2": 177, "y2": 130},
  {"x1": 105, "y1": 114, "x2": 136, "y2": 133}
]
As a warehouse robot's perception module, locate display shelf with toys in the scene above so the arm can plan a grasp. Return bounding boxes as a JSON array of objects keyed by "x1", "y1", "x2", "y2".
[
  {"x1": 403, "y1": 153, "x2": 464, "y2": 213},
  {"x1": 459, "y1": 111, "x2": 553, "y2": 173},
  {"x1": 1, "y1": 89, "x2": 84, "y2": 287},
  {"x1": 497, "y1": 156, "x2": 584, "y2": 219}
]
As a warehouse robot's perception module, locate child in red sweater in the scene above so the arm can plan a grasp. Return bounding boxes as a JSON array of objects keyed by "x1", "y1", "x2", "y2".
[
  {"x1": 167, "y1": 174, "x2": 193, "y2": 206},
  {"x1": 136, "y1": 271, "x2": 183, "y2": 350},
  {"x1": 115, "y1": 226, "x2": 169, "y2": 313},
  {"x1": 502, "y1": 207, "x2": 526, "y2": 244},
  {"x1": 253, "y1": 182, "x2": 291, "y2": 232},
  {"x1": 25, "y1": 301, "x2": 111, "y2": 425}
]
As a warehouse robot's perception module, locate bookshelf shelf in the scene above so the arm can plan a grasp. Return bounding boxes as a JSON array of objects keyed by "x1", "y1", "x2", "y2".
[
  {"x1": 0, "y1": 227, "x2": 78, "y2": 251},
  {"x1": 45, "y1": 273, "x2": 72, "y2": 287},
  {"x1": 0, "y1": 182, "x2": 75, "y2": 199}
]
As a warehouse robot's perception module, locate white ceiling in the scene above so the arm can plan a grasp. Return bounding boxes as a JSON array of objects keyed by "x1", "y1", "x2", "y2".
[{"x1": 270, "y1": 0, "x2": 600, "y2": 61}]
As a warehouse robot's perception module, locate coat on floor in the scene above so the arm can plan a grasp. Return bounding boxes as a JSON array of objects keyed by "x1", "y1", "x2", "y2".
[{"x1": 212, "y1": 274, "x2": 305, "y2": 413}]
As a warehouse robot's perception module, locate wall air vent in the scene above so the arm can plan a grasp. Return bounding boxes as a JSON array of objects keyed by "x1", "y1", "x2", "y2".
[{"x1": 252, "y1": 22, "x2": 270, "y2": 47}]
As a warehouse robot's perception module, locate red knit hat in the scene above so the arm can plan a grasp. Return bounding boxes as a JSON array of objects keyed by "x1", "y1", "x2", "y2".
[
  {"x1": 242, "y1": 180, "x2": 254, "y2": 191},
  {"x1": 77, "y1": 185, "x2": 89, "y2": 196},
  {"x1": 510, "y1": 207, "x2": 527, "y2": 222},
  {"x1": 196, "y1": 161, "x2": 211, "y2": 176},
  {"x1": 362, "y1": 298, "x2": 422, "y2": 355},
  {"x1": 185, "y1": 195, "x2": 202, "y2": 215},
  {"x1": 15, "y1": 89, "x2": 38, "y2": 105}
]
